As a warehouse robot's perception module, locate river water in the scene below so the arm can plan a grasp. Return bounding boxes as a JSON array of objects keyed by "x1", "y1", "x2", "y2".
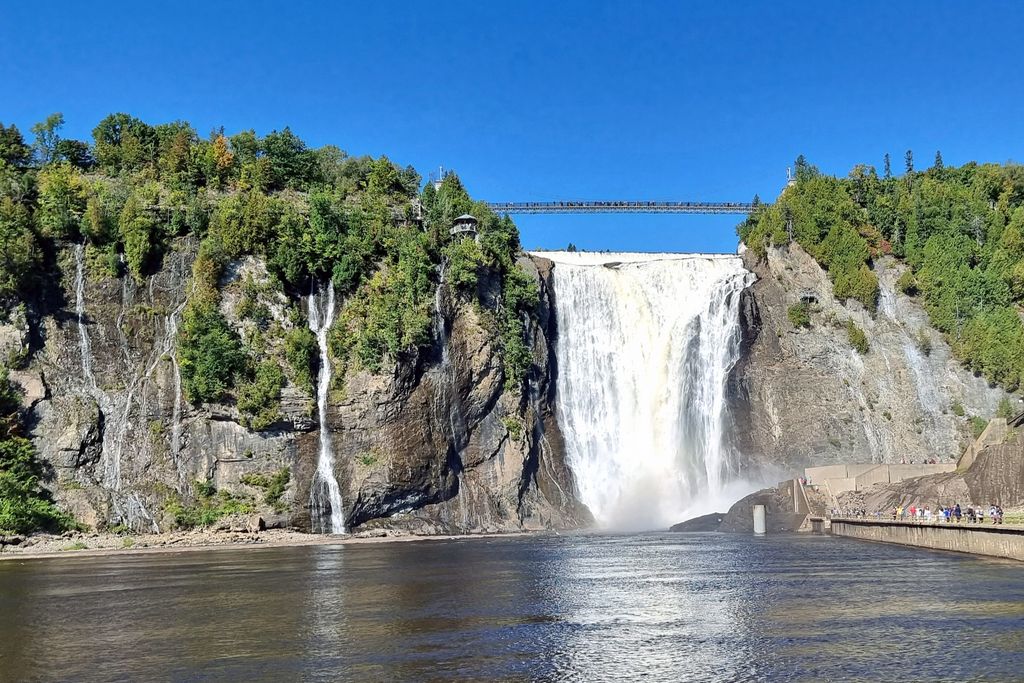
[{"x1": 1, "y1": 533, "x2": 1022, "y2": 682}]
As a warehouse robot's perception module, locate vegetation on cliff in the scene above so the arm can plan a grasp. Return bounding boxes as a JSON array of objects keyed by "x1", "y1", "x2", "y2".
[
  {"x1": 0, "y1": 113, "x2": 538, "y2": 430},
  {"x1": 740, "y1": 154, "x2": 1024, "y2": 393},
  {"x1": 0, "y1": 368, "x2": 73, "y2": 534}
]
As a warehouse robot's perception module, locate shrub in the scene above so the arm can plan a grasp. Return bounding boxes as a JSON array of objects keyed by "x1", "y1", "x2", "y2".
[
  {"x1": 284, "y1": 326, "x2": 318, "y2": 395},
  {"x1": 846, "y1": 320, "x2": 869, "y2": 354},
  {"x1": 444, "y1": 237, "x2": 485, "y2": 293},
  {"x1": 240, "y1": 468, "x2": 290, "y2": 512},
  {"x1": 0, "y1": 436, "x2": 74, "y2": 534},
  {"x1": 915, "y1": 328, "x2": 932, "y2": 356},
  {"x1": 951, "y1": 400, "x2": 965, "y2": 417},
  {"x1": 165, "y1": 481, "x2": 255, "y2": 529},
  {"x1": 997, "y1": 397, "x2": 1016, "y2": 419},
  {"x1": 236, "y1": 360, "x2": 285, "y2": 431},
  {"x1": 897, "y1": 270, "x2": 918, "y2": 295},
  {"x1": 0, "y1": 369, "x2": 75, "y2": 535},
  {"x1": 971, "y1": 416, "x2": 989, "y2": 439},
  {"x1": 502, "y1": 416, "x2": 524, "y2": 440},
  {"x1": 787, "y1": 302, "x2": 811, "y2": 328},
  {"x1": 178, "y1": 300, "x2": 245, "y2": 404}
]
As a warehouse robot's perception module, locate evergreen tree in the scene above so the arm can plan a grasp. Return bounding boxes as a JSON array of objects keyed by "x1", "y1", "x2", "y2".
[{"x1": 883, "y1": 153, "x2": 892, "y2": 180}]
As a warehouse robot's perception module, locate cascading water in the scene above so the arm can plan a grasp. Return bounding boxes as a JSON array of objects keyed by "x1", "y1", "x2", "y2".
[
  {"x1": 74, "y1": 245, "x2": 159, "y2": 530},
  {"x1": 536, "y1": 251, "x2": 754, "y2": 530},
  {"x1": 74, "y1": 244, "x2": 97, "y2": 389},
  {"x1": 308, "y1": 281, "x2": 346, "y2": 534},
  {"x1": 432, "y1": 263, "x2": 471, "y2": 529}
]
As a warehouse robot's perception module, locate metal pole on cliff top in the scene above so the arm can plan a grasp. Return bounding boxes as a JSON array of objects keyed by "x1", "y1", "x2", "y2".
[{"x1": 753, "y1": 505, "x2": 767, "y2": 535}]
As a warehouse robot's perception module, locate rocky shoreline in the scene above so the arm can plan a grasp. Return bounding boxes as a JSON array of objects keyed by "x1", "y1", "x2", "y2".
[{"x1": 0, "y1": 527, "x2": 533, "y2": 562}]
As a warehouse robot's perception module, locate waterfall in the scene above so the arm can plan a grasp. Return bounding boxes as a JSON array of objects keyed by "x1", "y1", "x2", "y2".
[
  {"x1": 433, "y1": 263, "x2": 468, "y2": 454},
  {"x1": 432, "y1": 262, "x2": 472, "y2": 529},
  {"x1": 308, "y1": 281, "x2": 346, "y2": 534},
  {"x1": 536, "y1": 251, "x2": 754, "y2": 529},
  {"x1": 74, "y1": 244, "x2": 97, "y2": 389}
]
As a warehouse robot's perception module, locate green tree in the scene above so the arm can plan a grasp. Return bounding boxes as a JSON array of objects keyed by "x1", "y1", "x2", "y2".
[
  {"x1": 178, "y1": 300, "x2": 246, "y2": 404},
  {"x1": 30, "y1": 112, "x2": 64, "y2": 166},
  {"x1": 0, "y1": 368, "x2": 73, "y2": 534},
  {"x1": 0, "y1": 198, "x2": 38, "y2": 304},
  {"x1": 119, "y1": 188, "x2": 161, "y2": 279},
  {"x1": 0, "y1": 123, "x2": 31, "y2": 167},
  {"x1": 92, "y1": 113, "x2": 156, "y2": 172},
  {"x1": 237, "y1": 360, "x2": 285, "y2": 430},
  {"x1": 36, "y1": 163, "x2": 87, "y2": 239}
]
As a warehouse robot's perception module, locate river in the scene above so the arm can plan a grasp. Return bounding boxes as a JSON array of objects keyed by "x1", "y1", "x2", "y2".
[{"x1": 2, "y1": 533, "x2": 1022, "y2": 681}]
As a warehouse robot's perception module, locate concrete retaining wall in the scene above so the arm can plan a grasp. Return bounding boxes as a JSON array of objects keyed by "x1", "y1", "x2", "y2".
[
  {"x1": 809, "y1": 463, "x2": 957, "y2": 499},
  {"x1": 958, "y1": 418, "x2": 1008, "y2": 471},
  {"x1": 831, "y1": 518, "x2": 1024, "y2": 562}
]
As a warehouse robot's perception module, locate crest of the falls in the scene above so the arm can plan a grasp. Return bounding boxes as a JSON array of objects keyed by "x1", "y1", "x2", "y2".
[
  {"x1": 536, "y1": 251, "x2": 754, "y2": 530},
  {"x1": 308, "y1": 281, "x2": 346, "y2": 534}
]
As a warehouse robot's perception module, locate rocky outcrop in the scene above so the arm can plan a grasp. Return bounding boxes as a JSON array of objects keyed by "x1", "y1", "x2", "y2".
[
  {"x1": 669, "y1": 512, "x2": 725, "y2": 532},
  {"x1": 12, "y1": 242, "x2": 587, "y2": 533},
  {"x1": 303, "y1": 254, "x2": 588, "y2": 534},
  {"x1": 729, "y1": 243, "x2": 1012, "y2": 474},
  {"x1": 838, "y1": 429, "x2": 1024, "y2": 512}
]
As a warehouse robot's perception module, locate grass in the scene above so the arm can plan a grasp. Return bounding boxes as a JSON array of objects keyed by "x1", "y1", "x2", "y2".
[
  {"x1": 239, "y1": 468, "x2": 291, "y2": 512},
  {"x1": 165, "y1": 480, "x2": 256, "y2": 529},
  {"x1": 62, "y1": 541, "x2": 88, "y2": 551}
]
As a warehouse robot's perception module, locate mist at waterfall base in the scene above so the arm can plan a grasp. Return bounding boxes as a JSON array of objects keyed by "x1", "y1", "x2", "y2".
[{"x1": 537, "y1": 251, "x2": 767, "y2": 531}]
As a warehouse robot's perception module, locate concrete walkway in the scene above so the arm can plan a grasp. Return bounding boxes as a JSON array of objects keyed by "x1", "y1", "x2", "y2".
[{"x1": 830, "y1": 517, "x2": 1024, "y2": 561}]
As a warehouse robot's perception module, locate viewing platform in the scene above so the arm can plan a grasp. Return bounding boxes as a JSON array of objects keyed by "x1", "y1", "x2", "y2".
[{"x1": 830, "y1": 517, "x2": 1024, "y2": 562}]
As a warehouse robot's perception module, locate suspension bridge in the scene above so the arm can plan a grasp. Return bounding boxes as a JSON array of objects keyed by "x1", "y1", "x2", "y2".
[{"x1": 484, "y1": 201, "x2": 756, "y2": 215}]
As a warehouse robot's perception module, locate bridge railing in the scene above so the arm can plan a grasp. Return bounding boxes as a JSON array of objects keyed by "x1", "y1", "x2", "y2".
[{"x1": 485, "y1": 201, "x2": 755, "y2": 215}]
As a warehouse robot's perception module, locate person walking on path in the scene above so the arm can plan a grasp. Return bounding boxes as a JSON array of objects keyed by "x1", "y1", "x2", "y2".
[{"x1": 954, "y1": 504, "x2": 962, "y2": 523}]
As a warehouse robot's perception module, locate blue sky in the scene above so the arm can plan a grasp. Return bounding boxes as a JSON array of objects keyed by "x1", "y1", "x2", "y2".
[{"x1": 3, "y1": 1, "x2": 1023, "y2": 253}]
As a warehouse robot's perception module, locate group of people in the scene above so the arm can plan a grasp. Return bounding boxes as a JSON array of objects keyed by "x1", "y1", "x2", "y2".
[
  {"x1": 889, "y1": 503, "x2": 1004, "y2": 524},
  {"x1": 831, "y1": 504, "x2": 1007, "y2": 524}
]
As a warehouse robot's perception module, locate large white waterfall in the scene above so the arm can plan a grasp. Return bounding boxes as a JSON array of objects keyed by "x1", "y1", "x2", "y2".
[
  {"x1": 537, "y1": 251, "x2": 754, "y2": 530},
  {"x1": 308, "y1": 281, "x2": 346, "y2": 534}
]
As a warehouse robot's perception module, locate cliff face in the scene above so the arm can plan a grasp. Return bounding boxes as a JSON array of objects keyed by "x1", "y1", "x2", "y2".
[
  {"x1": 5, "y1": 243, "x2": 587, "y2": 533},
  {"x1": 729, "y1": 243, "x2": 1013, "y2": 474}
]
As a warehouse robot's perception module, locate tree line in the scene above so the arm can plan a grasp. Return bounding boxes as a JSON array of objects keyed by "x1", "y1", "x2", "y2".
[
  {"x1": 0, "y1": 113, "x2": 540, "y2": 530},
  {"x1": 739, "y1": 153, "x2": 1024, "y2": 393}
]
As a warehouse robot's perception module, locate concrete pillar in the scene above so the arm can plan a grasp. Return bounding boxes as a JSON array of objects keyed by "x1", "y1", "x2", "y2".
[{"x1": 753, "y1": 504, "x2": 766, "y2": 535}]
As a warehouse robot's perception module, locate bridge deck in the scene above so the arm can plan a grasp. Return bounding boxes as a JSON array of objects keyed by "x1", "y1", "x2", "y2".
[{"x1": 486, "y1": 201, "x2": 754, "y2": 215}]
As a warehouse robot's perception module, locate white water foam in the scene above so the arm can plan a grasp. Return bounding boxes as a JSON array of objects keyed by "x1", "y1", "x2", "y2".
[
  {"x1": 308, "y1": 281, "x2": 346, "y2": 534},
  {"x1": 536, "y1": 251, "x2": 755, "y2": 530}
]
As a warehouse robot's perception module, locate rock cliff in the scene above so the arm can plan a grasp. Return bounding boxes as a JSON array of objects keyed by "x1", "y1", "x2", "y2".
[
  {"x1": 5, "y1": 243, "x2": 587, "y2": 533},
  {"x1": 728, "y1": 243, "x2": 1013, "y2": 475}
]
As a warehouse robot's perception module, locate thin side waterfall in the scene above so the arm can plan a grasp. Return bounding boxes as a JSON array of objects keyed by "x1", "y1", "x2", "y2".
[
  {"x1": 535, "y1": 251, "x2": 754, "y2": 530},
  {"x1": 432, "y1": 263, "x2": 473, "y2": 529},
  {"x1": 432, "y1": 263, "x2": 468, "y2": 454},
  {"x1": 74, "y1": 244, "x2": 97, "y2": 389},
  {"x1": 74, "y1": 245, "x2": 161, "y2": 531},
  {"x1": 308, "y1": 281, "x2": 346, "y2": 534}
]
